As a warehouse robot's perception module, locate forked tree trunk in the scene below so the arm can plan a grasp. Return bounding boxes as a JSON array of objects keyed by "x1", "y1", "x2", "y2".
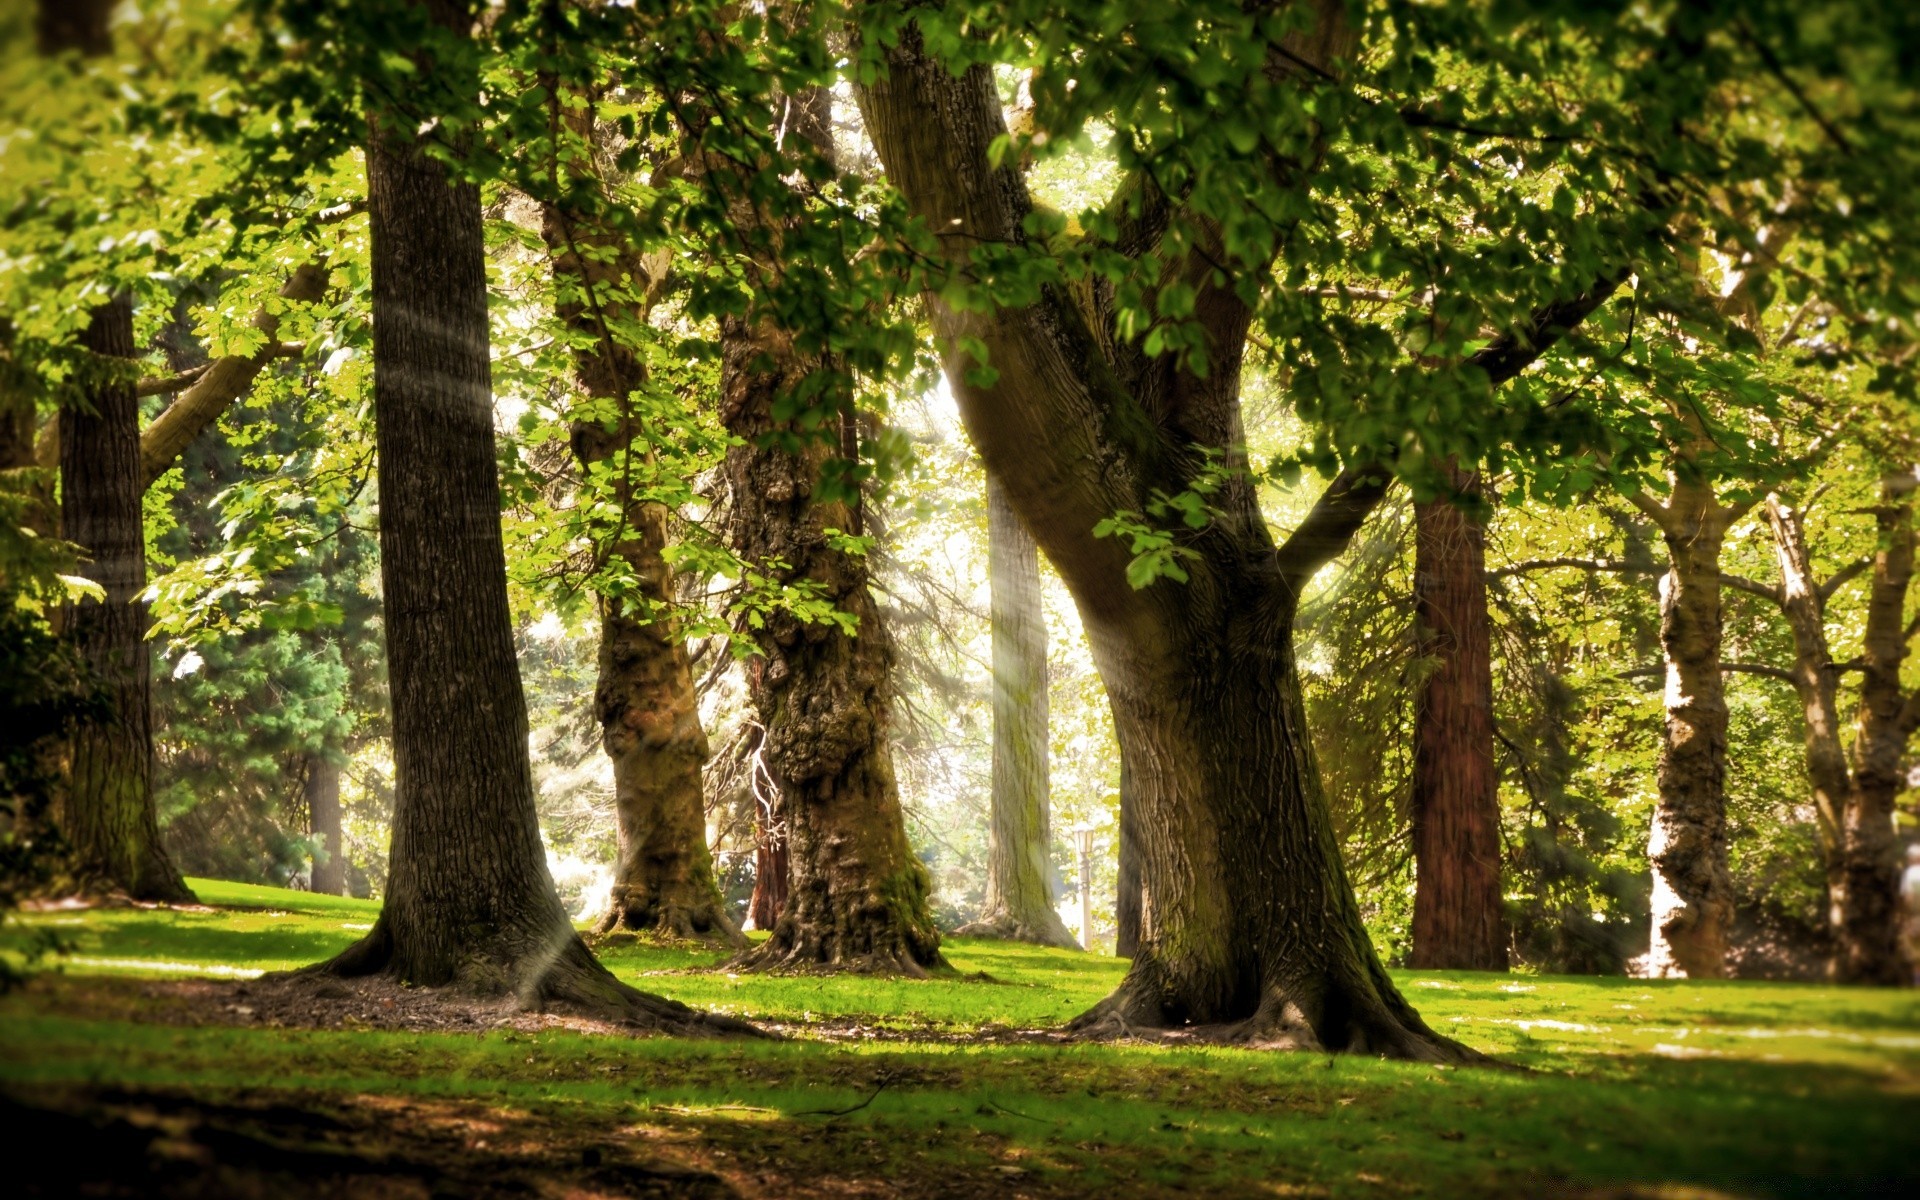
[
  {"x1": 1643, "y1": 480, "x2": 1737, "y2": 979},
  {"x1": 540, "y1": 195, "x2": 737, "y2": 945},
  {"x1": 312, "y1": 0, "x2": 745, "y2": 1034},
  {"x1": 57, "y1": 296, "x2": 193, "y2": 903},
  {"x1": 957, "y1": 477, "x2": 1078, "y2": 947},
  {"x1": 1831, "y1": 476, "x2": 1915, "y2": 984},
  {"x1": 1409, "y1": 468, "x2": 1507, "y2": 971},
  {"x1": 860, "y1": 14, "x2": 1611, "y2": 1054},
  {"x1": 306, "y1": 755, "x2": 345, "y2": 897},
  {"x1": 720, "y1": 320, "x2": 943, "y2": 974}
]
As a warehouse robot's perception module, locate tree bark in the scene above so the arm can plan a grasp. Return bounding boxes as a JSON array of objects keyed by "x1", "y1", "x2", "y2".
[
  {"x1": 1409, "y1": 467, "x2": 1507, "y2": 971},
  {"x1": 311, "y1": 0, "x2": 747, "y2": 1034},
  {"x1": 56, "y1": 295, "x2": 194, "y2": 903},
  {"x1": 719, "y1": 318, "x2": 944, "y2": 974},
  {"x1": 539, "y1": 189, "x2": 738, "y2": 945},
  {"x1": 956, "y1": 476, "x2": 1078, "y2": 947},
  {"x1": 1641, "y1": 478, "x2": 1739, "y2": 979},
  {"x1": 859, "y1": 15, "x2": 1614, "y2": 1053},
  {"x1": 1115, "y1": 762, "x2": 1142, "y2": 958},
  {"x1": 1832, "y1": 476, "x2": 1914, "y2": 984},
  {"x1": 306, "y1": 754, "x2": 345, "y2": 897}
]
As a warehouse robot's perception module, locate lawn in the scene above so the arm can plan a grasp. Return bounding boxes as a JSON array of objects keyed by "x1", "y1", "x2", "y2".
[{"x1": 3, "y1": 878, "x2": 1917, "y2": 1197}]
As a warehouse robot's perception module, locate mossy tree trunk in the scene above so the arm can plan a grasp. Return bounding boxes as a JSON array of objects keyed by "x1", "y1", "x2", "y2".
[
  {"x1": 540, "y1": 159, "x2": 738, "y2": 945},
  {"x1": 1409, "y1": 467, "x2": 1507, "y2": 971},
  {"x1": 957, "y1": 477, "x2": 1078, "y2": 948}
]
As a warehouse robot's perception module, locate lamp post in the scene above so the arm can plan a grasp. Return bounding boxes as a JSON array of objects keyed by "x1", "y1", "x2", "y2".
[{"x1": 1073, "y1": 823, "x2": 1095, "y2": 951}]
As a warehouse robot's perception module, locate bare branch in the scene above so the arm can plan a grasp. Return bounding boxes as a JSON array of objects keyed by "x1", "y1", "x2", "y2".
[
  {"x1": 1819, "y1": 557, "x2": 1873, "y2": 602},
  {"x1": 1274, "y1": 463, "x2": 1394, "y2": 600}
]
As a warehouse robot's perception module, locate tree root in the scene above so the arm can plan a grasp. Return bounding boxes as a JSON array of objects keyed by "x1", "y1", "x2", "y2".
[
  {"x1": 301, "y1": 923, "x2": 768, "y2": 1038},
  {"x1": 730, "y1": 918, "x2": 945, "y2": 977},
  {"x1": 591, "y1": 894, "x2": 747, "y2": 949}
]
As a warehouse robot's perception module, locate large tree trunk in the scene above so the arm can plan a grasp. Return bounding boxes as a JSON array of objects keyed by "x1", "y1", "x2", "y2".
[
  {"x1": 56, "y1": 296, "x2": 193, "y2": 903},
  {"x1": 539, "y1": 191, "x2": 737, "y2": 945},
  {"x1": 1114, "y1": 763, "x2": 1142, "y2": 958},
  {"x1": 957, "y1": 477, "x2": 1078, "y2": 947},
  {"x1": 1642, "y1": 480, "x2": 1737, "y2": 979},
  {"x1": 306, "y1": 755, "x2": 345, "y2": 897},
  {"x1": 859, "y1": 13, "x2": 1612, "y2": 1054},
  {"x1": 311, "y1": 0, "x2": 744, "y2": 1034},
  {"x1": 1409, "y1": 468, "x2": 1507, "y2": 971},
  {"x1": 719, "y1": 321, "x2": 943, "y2": 974},
  {"x1": 1831, "y1": 475, "x2": 1915, "y2": 984}
]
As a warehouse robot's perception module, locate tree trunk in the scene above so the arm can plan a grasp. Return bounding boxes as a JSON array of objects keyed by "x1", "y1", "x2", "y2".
[
  {"x1": 1115, "y1": 764, "x2": 1142, "y2": 958},
  {"x1": 1764, "y1": 496, "x2": 1853, "y2": 942},
  {"x1": 1409, "y1": 468, "x2": 1507, "y2": 971},
  {"x1": 1644, "y1": 480, "x2": 1736, "y2": 979},
  {"x1": 1832, "y1": 475, "x2": 1915, "y2": 984},
  {"x1": 306, "y1": 755, "x2": 345, "y2": 897},
  {"x1": 747, "y1": 817, "x2": 790, "y2": 932},
  {"x1": 312, "y1": 0, "x2": 745, "y2": 1034},
  {"x1": 56, "y1": 296, "x2": 193, "y2": 903},
  {"x1": 719, "y1": 319, "x2": 943, "y2": 974},
  {"x1": 957, "y1": 477, "x2": 1078, "y2": 947},
  {"x1": 539, "y1": 193, "x2": 738, "y2": 945}
]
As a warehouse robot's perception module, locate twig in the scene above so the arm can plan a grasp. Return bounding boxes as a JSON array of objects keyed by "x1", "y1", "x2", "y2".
[{"x1": 793, "y1": 1079, "x2": 892, "y2": 1119}]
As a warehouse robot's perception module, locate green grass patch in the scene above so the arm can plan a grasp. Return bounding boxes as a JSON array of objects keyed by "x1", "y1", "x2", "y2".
[{"x1": 4, "y1": 877, "x2": 1918, "y2": 1197}]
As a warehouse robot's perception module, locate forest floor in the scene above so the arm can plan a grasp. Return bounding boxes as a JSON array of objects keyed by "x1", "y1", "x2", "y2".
[{"x1": 1, "y1": 880, "x2": 1916, "y2": 1198}]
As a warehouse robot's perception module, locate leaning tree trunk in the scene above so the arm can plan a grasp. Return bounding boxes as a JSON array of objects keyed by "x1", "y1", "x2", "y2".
[
  {"x1": 306, "y1": 754, "x2": 345, "y2": 897},
  {"x1": 957, "y1": 477, "x2": 1078, "y2": 947},
  {"x1": 56, "y1": 296, "x2": 193, "y2": 903},
  {"x1": 1409, "y1": 468, "x2": 1507, "y2": 971},
  {"x1": 719, "y1": 320, "x2": 943, "y2": 974},
  {"x1": 310, "y1": 0, "x2": 745, "y2": 1034},
  {"x1": 1644, "y1": 480, "x2": 1736, "y2": 979},
  {"x1": 1831, "y1": 476, "x2": 1915, "y2": 985},
  {"x1": 540, "y1": 192, "x2": 737, "y2": 945}
]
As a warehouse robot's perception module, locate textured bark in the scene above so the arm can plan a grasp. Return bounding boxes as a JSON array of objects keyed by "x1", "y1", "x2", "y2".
[
  {"x1": 313, "y1": 0, "x2": 748, "y2": 1035},
  {"x1": 956, "y1": 477, "x2": 1078, "y2": 947},
  {"x1": 1832, "y1": 478, "x2": 1915, "y2": 984},
  {"x1": 720, "y1": 318, "x2": 943, "y2": 975},
  {"x1": 1114, "y1": 764, "x2": 1142, "y2": 958},
  {"x1": 306, "y1": 755, "x2": 345, "y2": 897},
  {"x1": 56, "y1": 296, "x2": 193, "y2": 903},
  {"x1": 1409, "y1": 467, "x2": 1508, "y2": 971},
  {"x1": 540, "y1": 189, "x2": 738, "y2": 945},
  {"x1": 747, "y1": 818, "x2": 791, "y2": 932},
  {"x1": 1642, "y1": 479, "x2": 1738, "y2": 979}
]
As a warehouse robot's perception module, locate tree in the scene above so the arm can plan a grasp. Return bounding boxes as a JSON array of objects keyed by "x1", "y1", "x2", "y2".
[
  {"x1": 1409, "y1": 467, "x2": 1507, "y2": 970},
  {"x1": 956, "y1": 476, "x2": 1078, "y2": 947},
  {"x1": 306, "y1": 755, "x2": 345, "y2": 896},
  {"x1": 1761, "y1": 477, "x2": 1916, "y2": 983},
  {"x1": 540, "y1": 121, "x2": 739, "y2": 943},
  {"x1": 41, "y1": 0, "x2": 192, "y2": 903},
  {"x1": 857, "y1": 4, "x2": 1628, "y2": 1056},
  {"x1": 312, "y1": 0, "x2": 744, "y2": 1031}
]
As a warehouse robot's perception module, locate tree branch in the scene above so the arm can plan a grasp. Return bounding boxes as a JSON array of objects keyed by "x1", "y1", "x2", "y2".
[
  {"x1": 1274, "y1": 463, "x2": 1394, "y2": 600},
  {"x1": 1819, "y1": 556, "x2": 1872, "y2": 602},
  {"x1": 1620, "y1": 661, "x2": 1795, "y2": 684}
]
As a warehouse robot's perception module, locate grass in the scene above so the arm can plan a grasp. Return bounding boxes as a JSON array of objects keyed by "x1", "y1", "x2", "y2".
[{"x1": 4, "y1": 877, "x2": 1918, "y2": 1197}]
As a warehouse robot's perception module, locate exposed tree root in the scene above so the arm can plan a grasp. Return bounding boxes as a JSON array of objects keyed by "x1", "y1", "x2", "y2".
[
  {"x1": 300, "y1": 922, "x2": 767, "y2": 1038},
  {"x1": 952, "y1": 911, "x2": 1082, "y2": 950},
  {"x1": 731, "y1": 915, "x2": 945, "y2": 978},
  {"x1": 593, "y1": 892, "x2": 747, "y2": 949},
  {"x1": 1065, "y1": 971, "x2": 1490, "y2": 1065}
]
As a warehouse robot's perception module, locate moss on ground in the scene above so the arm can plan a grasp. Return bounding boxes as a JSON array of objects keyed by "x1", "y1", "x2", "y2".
[{"x1": 3, "y1": 878, "x2": 1917, "y2": 1197}]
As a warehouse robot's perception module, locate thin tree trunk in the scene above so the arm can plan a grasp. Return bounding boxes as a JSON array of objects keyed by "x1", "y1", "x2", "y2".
[
  {"x1": 311, "y1": 0, "x2": 746, "y2": 1034},
  {"x1": 539, "y1": 190, "x2": 737, "y2": 945},
  {"x1": 1409, "y1": 467, "x2": 1507, "y2": 971},
  {"x1": 1764, "y1": 496, "x2": 1852, "y2": 938},
  {"x1": 57, "y1": 296, "x2": 193, "y2": 903},
  {"x1": 1833, "y1": 475, "x2": 1915, "y2": 984},
  {"x1": 306, "y1": 755, "x2": 345, "y2": 897},
  {"x1": 1643, "y1": 479, "x2": 1737, "y2": 979},
  {"x1": 957, "y1": 476, "x2": 1078, "y2": 947}
]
